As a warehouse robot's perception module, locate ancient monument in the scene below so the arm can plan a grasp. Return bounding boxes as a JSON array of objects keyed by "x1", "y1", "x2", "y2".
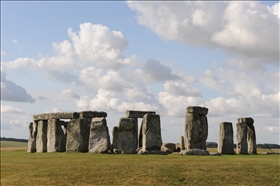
[
  {"x1": 218, "y1": 122, "x2": 234, "y2": 154},
  {"x1": 185, "y1": 106, "x2": 208, "y2": 151},
  {"x1": 27, "y1": 111, "x2": 108, "y2": 153},
  {"x1": 236, "y1": 117, "x2": 257, "y2": 154}
]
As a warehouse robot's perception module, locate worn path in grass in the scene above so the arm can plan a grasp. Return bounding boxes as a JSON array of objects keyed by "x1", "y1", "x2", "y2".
[{"x1": 1, "y1": 151, "x2": 279, "y2": 186}]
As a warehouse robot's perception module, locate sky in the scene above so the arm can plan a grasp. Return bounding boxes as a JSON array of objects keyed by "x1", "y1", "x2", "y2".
[{"x1": 1, "y1": 1, "x2": 279, "y2": 144}]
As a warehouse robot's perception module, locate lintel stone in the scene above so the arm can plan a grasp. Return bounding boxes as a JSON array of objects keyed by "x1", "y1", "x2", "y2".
[
  {"x1": 79, "y1": 111, "x2": 107, "y2": 118},
  {"x1": 238, "y1": 117, "x2": 254, "y2": 124},
  {"x1": 33, "y1": 112, "x2": 79, "y2": 121},
  {"x1": 186, "y1": 106, "x2": 208, "y2": 115},
  {"x1": 126, "y1": 110, "x2": 156, "y2": 118}
]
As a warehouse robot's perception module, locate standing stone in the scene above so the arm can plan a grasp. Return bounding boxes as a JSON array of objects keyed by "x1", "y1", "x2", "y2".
[
  {"x1": 180, "y1": 136, "x2": 185, "y2": 151},
  {"x1": 36, "y1": 120, "x2": 47, "y2": 152},
  {"x1": 236, "y1": 123, "x2": 248, "y2": 154},
  {"x1": 218, "y1": 122, "x2": 234, "y2": 154},
  {"x1": 88, "y1": 117, "x2": 110, "y2": 153},
  {"x1": 66, "y1": 118, "x2": 90, "y2": 152},
  {"x1": 185, "y1": 106, "x2": 208, "y2": 151},
  {"x1": 27, "y1": 121, "x2": 37, "y2": 153},
  {"x1": 247, "y1": 124, "x2": 257, "y2": 154},
  {"x1": 141, "y1": 114, "x2": 162, "y2": 151},
  {"x1": 47, "y1": 119, "x2": 66, "y2": 152},
  {"x1": 112, "y1": 117, "x2": 138, "y2": 154}
]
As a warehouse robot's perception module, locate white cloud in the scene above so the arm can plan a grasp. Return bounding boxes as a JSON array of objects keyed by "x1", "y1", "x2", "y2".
[
  {"x1": 1, "y1": 49, "x2": 7, "y2": 56},
  {"x1": 1, "y1": 70, "x2": 36, "y2": 103},
  {"x1": 61, "y1": 88, "x2": 80, "y2": 99},
  {"x1": 1, "y1": 105, "x2": 25, "y2": 114},
  {"x1": 12, "y1": 39, "x2": 17, "y2": 44},
  {"x1": 127, "y1": 1, "x2": 279, "y2": 62},
  {"x1": 163, "y1": 82, "x2": 201, "y2": 97}
]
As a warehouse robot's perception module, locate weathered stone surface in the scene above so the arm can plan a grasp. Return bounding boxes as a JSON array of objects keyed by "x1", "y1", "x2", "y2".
[
  {"x1": 236, "y1": 123, "x2": 248, "y2": 154},
  {"x1": 238, "y1": 117, "x2": 254, "y2": 124},
  {"x1": 33, "y1": 112, "x2": 79, "y2": 121},
  {"x1": 112, "y1": 118, "x2": 138, "y2": 154},
  {"x1": 247, "y1": 124, "x2": 257, "y2": 154},
  {"x1": 47, "y1": 119, "x2": 66, "y2": 152},
  {"x1": 27, "y1": 122, "x2": 37, "y2": 153},
  {"x1": 185, "y1": 112, "x2": 208, "y2": 150},
  {"x1": 210, "y1": 152, "x2": 222, "y2": 156},
  {"x1": 180, "y1": 149, "x2": 210, "y2": 156},
  {"x1": 161, "y1": 143, "x2": 176, "y2": 153},
  {"x1": 180, "y1": 136, "x2": 185, "y2": 151},
  {"x1": 79, "y1": 111, "x2": 107, "y2": 118},
  {"x1": 66, "y1": 118, "x2": 90, "y2": 152},
  {"x1": 218, "y1": 122, "x2": 234, "y2": 154},
  {"x1": 88, "y1": 118, "x2": 110, "y2": 153},
  {"x1": 126, "y1": 110, "x2": 156, "y2": 118},
  {"x1": 141, "y1": 114, "x2": 162, "y2": 151},
  {"x1": 36, "y1": 120, "x2": 47, "y2": 152},
  {"x1": 186, "y1": 106, "x2": 208, "y2": 115}
]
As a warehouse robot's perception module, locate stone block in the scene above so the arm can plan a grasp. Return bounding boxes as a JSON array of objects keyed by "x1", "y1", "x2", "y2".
[
  {"x1": 79, "y1": 111, "x2": 107, "y2": 118},
  {"x1": 33, "y1": 112, "x2": 79, "y2": 121},
  {"x1": 88, "y1": 118, "x2": 110, "y2": 153},
  {"x1": 141, "y1": 114, "x2": 162, "y2": 151},
  {"x1": 237, "y1": 117, "x2": 254, "y2": 124},
  {"x1": 66, "y1": 118, "x2": 90, "y2": 152},
  {"x1": 47, "y1": 119, "x2": 66, "y2": 152},
  {"x1": 247, "y1": 124, "x2": 257, "y2": 154},
  {"x1": 27, "y1": 121, "x2": 37, "y2": 153},
  {"x1": 112, "y1": 118, "x2": 137, "y2": 154},
  {"x1": 218, "y1": 122, "x2": 234, "y2": 154},
  {"x1": 185, "y1": 113, "x2": 201, "y2": 150},
  {"x1": 186, "y1": 106, "x2": 208, "y2": 115},
  {"x1": 236, "y1": 123, "x2": 248, "y2": 154},
  {"x1": 126, "y1": 110, "x2": 156, "y2": 118},
  {"x1": 180, "y1": 136, "x2": 185, "y2": 151},
  {"x1": 36, "y1": 120, "x2": 47, "y2": 152}
]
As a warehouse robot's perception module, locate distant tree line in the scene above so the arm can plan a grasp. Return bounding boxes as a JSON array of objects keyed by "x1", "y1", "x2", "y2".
[
  {"x1": 206, "y1": 142, "x2": 280, "y2": 149},
  {"x1": 0, "y1": 137, "x2": 28, "y2": 143}
]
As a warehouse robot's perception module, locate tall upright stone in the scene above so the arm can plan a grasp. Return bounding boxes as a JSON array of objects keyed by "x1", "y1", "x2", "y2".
[
  {"x1": 27, "y1": 121, "x2": 37, "y2": 153},
  {"x1": 66, "y1": 118, "x2": 90, "y2": 152},
  {"x1": 88, "y1": 117, "x2": 110, "y2": 153},
  {"x1": 47, "y1": 119, "x2": 66, "y2": 152},
  {"x1": 112, "y1": 117, "x2": 138, "y2": 154},
  {"x1": 218, "y1": 122, "x2": 234, "y2": 154},
  {"x1": 36, "y1": 120, "x2": 48, "y2": 152},
  {"x1": 141, "y1": 114, "x2": 162, "y2": 151},
  {"x1": 180, "y1": 136, "x2": 185, "y2": 151},
  {"x1": 185, "y1": 106, "x2": 208, "y2": 150},
  {"x1": 247, "y1": 122, "x2": 257, "y2": 154}
]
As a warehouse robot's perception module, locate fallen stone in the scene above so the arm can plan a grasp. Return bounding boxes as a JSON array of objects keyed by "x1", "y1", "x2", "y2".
[
  {"x1": 88, "y1": 118, "x2": 110, "y2": 153},
  {"x1": 27, "y1": 122, "x2": 37, "y2": 153},
  {"x1": 175, "y1": 143, "x2": 181, "y2": 152},
  {"x1": 36, "y1": 120, "x2": 48, "y2": 152},
  {"x1": 161, "y1": 143, "x2": 176, "y2": 152},
  {"x1": 210, "y1": 152, "x2": 222, "y2": 156},
  {"x1": 180, "y1": 149, "x2": 210, "y2": 156},
  {"x1": 141, "y1": 114, "x2": 162, "y2": 151},
  {"x1": 265, "y1": 152, "x2": 280, "y2": 154},
  {"x1": 218, "y1": 122, "x2": 234, "y2": 154},
  {"x1": 33, "y1": 112, "x2": 79, "y2": 121},
  {"x1": 126, "y1": 110, "x2": 156, "y2": 118}
]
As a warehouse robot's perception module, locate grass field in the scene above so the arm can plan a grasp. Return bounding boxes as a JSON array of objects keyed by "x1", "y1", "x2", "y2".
[
  {"x1": 1, "y1": 145, "x2": 279, "y2": 186},
  {"x1": 0, "y1": 141, "x2": 28, "y2": 148}
]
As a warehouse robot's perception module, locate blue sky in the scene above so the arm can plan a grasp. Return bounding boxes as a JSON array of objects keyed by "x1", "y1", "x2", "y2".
[{"x1": 1, "y1": 1, "x2": 279, "y2": 144}]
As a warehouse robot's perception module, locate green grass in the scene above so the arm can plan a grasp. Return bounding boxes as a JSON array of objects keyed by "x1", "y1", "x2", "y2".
[
  {"x1": 0, "y1": 141, "x2": 27, "y2": 148},
  {"x1": 1, "y1": 151, "x2": 279, "y2": 186}
]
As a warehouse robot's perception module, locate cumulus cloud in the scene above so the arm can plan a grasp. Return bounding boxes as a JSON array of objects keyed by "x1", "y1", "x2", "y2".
[
  {"x1": 61, "y1": 88, "x2": 80, "y2": 99},
  {"x1": 127, "y1": 1, "x2": 279, "y2": 62},
  {"x1": 1, "y1": 71, "x2": 36, "y2": 103},
  {"x1": 139, "y1": 59, "x2": 181, "y2": 82},
  {"x1": 1, "y1": 105, "x2": 25, "y2": 114}
]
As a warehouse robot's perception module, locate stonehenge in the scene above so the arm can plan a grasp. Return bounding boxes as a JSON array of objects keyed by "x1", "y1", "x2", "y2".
[
  {"x1": 27, "y1": 108, "x2": 257, "y2": 155},
  {"x1": 236, "y1": 117, "x2": 257, "y2": 154}
]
